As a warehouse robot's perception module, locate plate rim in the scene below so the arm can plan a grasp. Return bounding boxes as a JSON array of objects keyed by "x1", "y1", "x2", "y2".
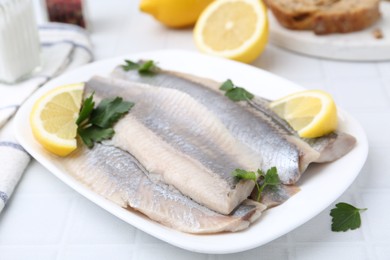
[{"x1": 13, "y1": 49, "x2": 369, "y2": 254}]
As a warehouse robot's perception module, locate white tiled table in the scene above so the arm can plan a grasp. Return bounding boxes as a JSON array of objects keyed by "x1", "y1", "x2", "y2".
[{"x1": 1, "y1": 1, "x2": 390, "y2": 259}]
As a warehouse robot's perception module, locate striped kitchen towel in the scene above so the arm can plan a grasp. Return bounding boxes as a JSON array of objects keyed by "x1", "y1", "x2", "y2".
[{"x1": 0, "y1": 22, "x2": 93, "y2": 213}]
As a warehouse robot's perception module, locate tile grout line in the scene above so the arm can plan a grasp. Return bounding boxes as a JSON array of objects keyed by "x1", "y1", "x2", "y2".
[
  {"x1": 55, "y1": 195, "x2": 78, "y2": 260},
  {"x1": 286, "y1": 231, "x2": 296, "y2": 260},
  {"x1": 299, "y1": 56, "x2": 379, "y2": 260},
  {"x1": 352, "y1": 190, "x2": 376, "y2": 259},
  {"x1": 132, "y1": 229, "x2": 144, "y2": 259},
  {"x1": 375, "y1": 62, "x2": 390, "y2": 107},
  {"x1": 208, "y1": 252, "x2": 216, "y2": 260},
  {"x1": 318, "y1": 58, "x2": 331, "y2": 92},
  {"x1": 105, "y1": 16, "x2": 128, "y2": 59}
]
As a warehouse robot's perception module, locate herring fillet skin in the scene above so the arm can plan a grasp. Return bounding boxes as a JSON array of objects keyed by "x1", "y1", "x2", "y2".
[
  {"x1": 112, "y1": 67, "x2": 356, "y2": 180},
  {"x1": 61, "y1": 144, "x2": 266, "y2": 234},
  {"x1": 111, "y1": 68, "x2": 320, "y2": 184},
  {"x1": 85, "y1": 76, "x2": 260, "y2": 215},
  {"x1": 87, "y1": 76, "x2": 299, "y2": 208},
  {"x1": 303, "y1": 132, "x2": 356, "y2": 163}
]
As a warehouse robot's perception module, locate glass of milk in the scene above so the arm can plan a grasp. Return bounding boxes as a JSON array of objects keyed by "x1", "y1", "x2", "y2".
[{"x1": 0, "y1": 0, "x2": 41, "y2": 84}]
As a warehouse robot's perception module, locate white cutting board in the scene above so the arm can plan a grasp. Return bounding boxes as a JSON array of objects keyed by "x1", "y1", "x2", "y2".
[{"x1": 269, "y1": 2, "x2": 390, "y2": 61}]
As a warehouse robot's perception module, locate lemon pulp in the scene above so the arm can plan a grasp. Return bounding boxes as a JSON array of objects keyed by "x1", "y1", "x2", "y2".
[
  {"x1": 30, "y1": 83, "x2": 84, "y2": 156},
  {"x1": 194, "y1": 0, "x2": 268, "y2": 63},
  {"x1": 270, "y1": 90, "x2": 338, "y2": 138}
]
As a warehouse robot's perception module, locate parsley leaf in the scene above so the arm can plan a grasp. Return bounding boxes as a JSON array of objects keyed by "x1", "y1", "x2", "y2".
[
  {"x1": 231, "y1": 169, "x2": 257, "y2": 182},
  {"x1": 138, "y1": 60, "x2": 157, "y2": 74},
  {"x1": 76, "y1": 93, "x2": 95, "y2": 126},
  {"x1": 220, "y1": 79, "x2": 235, "y2": 91},
  {"x1": 90, "y1": 97, "x2": 134, "y2": 128},
  {"x1": 122, "y1": 60, "x2": 140, "y2": 71},
  {"x1": 256, "y1": 167, "x2": 280, "y2": 201},
  {"x1": 78, "y1": 126, "x2": 115, "y2": 148},
  {"x1": 121, "y1": 59, "x2": 160, "y2": 75},
  {"x1": 263, "y1": 167, "x2": 280, "y2": 186},
  {"x1": 219, "y1": 79, "x2": 254, "y2": 102},
  {"x1": 232, "y1": 167, "x2": 280, "y2": 201},
  {"x1": 77, "y1": 94, "x2": 134, "y2": 148},
  {"x1": 330, "y1": 203, "x2": 367, "y2": 232}
]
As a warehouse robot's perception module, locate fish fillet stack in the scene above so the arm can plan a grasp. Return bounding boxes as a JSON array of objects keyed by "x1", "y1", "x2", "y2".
[{"x1": 61, "y1": 66, "x2": 356, "y2": 234}]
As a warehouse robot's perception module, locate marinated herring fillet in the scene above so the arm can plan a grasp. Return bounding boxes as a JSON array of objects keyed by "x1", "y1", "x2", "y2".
[
  {"x1": 112, "y1": 67, "x2": 356, "y2": 182},
  {"x1": 87, "y1": 77, "x2": 297, "y2": 209},
  {"x1": 111, "y1": 68, "x2": 322, "y2": 184},
  {"x1": 62, "y1": 144, "x2": 266, "y2": 233},
  {"x1": 85, "y1": 76, "x2": 260, "y2": 214}
]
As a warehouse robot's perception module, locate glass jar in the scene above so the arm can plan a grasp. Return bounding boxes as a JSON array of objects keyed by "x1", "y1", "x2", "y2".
[{"x1": 0, "y1": 0, "x2": 41, "y2": 84}]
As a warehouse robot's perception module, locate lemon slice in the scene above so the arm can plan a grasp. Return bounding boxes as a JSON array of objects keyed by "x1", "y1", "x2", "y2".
[
  {"x1": 30, "y1": 83, "x2": 84, "y2": 156},
  {"x1": 269, "y1": 90, "x2": 338, "y2": 138},
  {"x1": 193, "y1": 0, "x2": 268, "y2": 63}
]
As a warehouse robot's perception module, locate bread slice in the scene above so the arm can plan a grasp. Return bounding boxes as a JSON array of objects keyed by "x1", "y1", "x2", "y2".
[{"x1": 267, "y1": 0, "x2": 381, "y2": 35}]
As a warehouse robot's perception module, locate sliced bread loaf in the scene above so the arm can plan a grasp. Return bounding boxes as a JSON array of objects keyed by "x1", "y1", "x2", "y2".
[{"x1": 267, "y1": 0, "x2": 381, "y2": 35}]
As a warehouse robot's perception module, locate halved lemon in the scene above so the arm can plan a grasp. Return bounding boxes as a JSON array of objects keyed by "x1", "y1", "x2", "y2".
[
  {"x1": 193, "y1": 0, "x2": 268, "y2": 63},
  {"x1": 139, "y1": 0, "x2": 213, "y2": 28},
  {"x1": 30, "y1": 83, "x2": 84, "y2": 156},
  {"x1": 269, "y1": 90, "x2": 338, "y2": 138}
]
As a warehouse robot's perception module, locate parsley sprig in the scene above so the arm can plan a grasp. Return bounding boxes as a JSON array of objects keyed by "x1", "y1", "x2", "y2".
[
  {"x1": 330, "y1": 202, "x2": 367, "y2": 232},
  {"x1": 220, "y1": 79, "x2": 254, "y2": 102},
  {"x1": 232, "y1": 167, "x2": 280, "y2": 201},
  {"x1": 122, "y1": 59, "x2": 160, "y2": 75},
  {"x1": 76, "y1": 93, "x2": 134, "y2": 148}
]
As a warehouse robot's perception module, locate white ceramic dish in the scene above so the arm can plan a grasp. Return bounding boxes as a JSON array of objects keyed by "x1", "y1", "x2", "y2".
[
  {"x1": 269, "y1": 2, "x2": 390, "y2": 61},
  {"x1": 14, "y1": 50, "x2": 368, "y2": 254}
]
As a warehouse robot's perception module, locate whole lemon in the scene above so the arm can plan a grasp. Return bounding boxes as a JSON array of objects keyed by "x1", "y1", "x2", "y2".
[{"x1": 140, "y1": 0, "x2": 214, "y2": 28}]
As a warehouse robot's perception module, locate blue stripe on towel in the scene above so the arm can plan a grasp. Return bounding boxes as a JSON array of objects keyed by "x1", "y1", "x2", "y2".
[
  {"x1": 0, "y1": 142, "x2": 28, "y2": 154},
  {"x1": 0, "y1": 191, "x2": 8, "y2": 204},
  {"x1": 0, "y1": 104, "x2": 19, "y2": 111},
  {"x1": 38, "y1": 22, "x2": 88, "y2": 36},
  {"x1": 41, "y1": 40, "x2": 94, "y2": 61}
]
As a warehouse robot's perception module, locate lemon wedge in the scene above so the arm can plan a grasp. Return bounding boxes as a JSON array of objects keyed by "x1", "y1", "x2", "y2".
[
  {"x1": 193, "y1": 0, "x2": 268, "y2": 63},
  {"x1": 30, "y1": 83, "x2": 84, "y2": 156},
  {"x1": 269, "y1": 90, "x2": 338, "y2": 138},
  {"x1": 139, "y1": 0, "x2": 213, "y2": 28}
]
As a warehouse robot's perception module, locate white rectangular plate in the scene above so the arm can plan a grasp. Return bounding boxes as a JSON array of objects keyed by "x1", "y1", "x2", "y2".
[{"x1": 14, "y1": 50, "x2": 368, "y2": 254}]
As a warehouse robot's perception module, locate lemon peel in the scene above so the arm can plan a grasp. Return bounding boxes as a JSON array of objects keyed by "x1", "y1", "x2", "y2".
[
  {"x1": 30, "y1": 83, "x2": 84, "y2": 156},
  {"x1": 270, "y1": 90, "x2": 338, "y2": 138},
  {"x1": 140, "y1": 0, "x2": 213, "y2": 28},
  {"x1": 194, "y1": 0, "x2": 269, "y2": 63}
]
